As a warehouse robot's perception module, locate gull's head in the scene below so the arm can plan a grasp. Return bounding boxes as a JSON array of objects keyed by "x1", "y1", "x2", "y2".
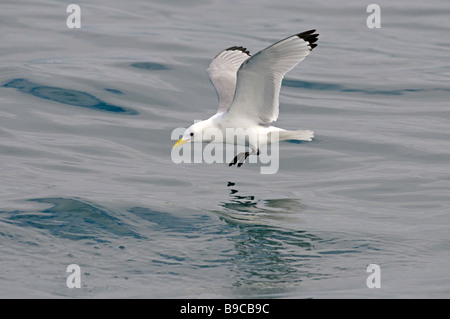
[{"x1": 173, "y1": 121, "x2": 206, "y2": 148}]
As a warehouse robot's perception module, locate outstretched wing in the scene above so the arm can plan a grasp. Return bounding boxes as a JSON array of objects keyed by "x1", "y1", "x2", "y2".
[
  {"x1": 207, "y1": 46, "x2": 251, "y2": 114},
  {"x1": 224, "y1": 30, "x2": 318, "y2": 124}
]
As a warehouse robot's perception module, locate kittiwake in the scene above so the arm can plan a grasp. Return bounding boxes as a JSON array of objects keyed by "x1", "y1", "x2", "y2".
[{"x1": 173, "y1": 29, "x2": 319, "y2": 167}]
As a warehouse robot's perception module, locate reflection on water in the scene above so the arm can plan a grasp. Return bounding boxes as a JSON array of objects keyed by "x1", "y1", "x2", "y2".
[
  {"x1": 229, "y1": 225, "x2": 327, "y2": 295},
  {"x1": 215, "y1": 182, "x2": 326, "y2": 295},
  {"x1": 217, "y1": 181, "x2": 307, "y2": 224}
]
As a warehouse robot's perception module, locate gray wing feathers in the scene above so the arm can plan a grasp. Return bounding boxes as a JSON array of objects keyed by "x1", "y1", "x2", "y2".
[
  {"x1": 207, "y1": 46, "x2": 251, "y2": 114},
  {"x1": 225, "y1": 30, "x2": 318, "y2": 124}
]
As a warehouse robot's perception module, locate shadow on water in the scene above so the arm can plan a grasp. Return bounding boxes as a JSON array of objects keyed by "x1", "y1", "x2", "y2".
[
  {"x1": 214, "y1": 182, "x2": 327, "y2": 296},
  {"x1": 3, "y1": 79, "x2": 138, "y2": 115},
  {"x1": 1, "y1": 198, "x2": 140, "y2": 242}
]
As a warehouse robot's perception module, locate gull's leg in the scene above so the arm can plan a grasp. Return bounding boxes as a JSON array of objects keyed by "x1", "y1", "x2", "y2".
[
  {"x1": 229, "y1": 155, "x2": 238, "y2": 166},
  {"x1": 229, "y1": 148, "x2": 260, "y2": 167},
  {"x1": 237, "y1": 151, "x2": 250, "y2": 167},
  {"x1": 229, "y1": 152, "x2": 246, "y2": 167}
]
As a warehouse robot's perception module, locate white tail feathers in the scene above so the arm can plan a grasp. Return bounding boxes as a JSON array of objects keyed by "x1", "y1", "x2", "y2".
[{"x1": 279, "y1": 129, "x2": 314, "y2": 142}]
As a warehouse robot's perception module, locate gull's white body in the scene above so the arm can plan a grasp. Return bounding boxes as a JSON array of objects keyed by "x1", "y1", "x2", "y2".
[
  {"x1": 174, "y1": 30, "x2": 319, "y2": 166},
  {"x1": 187, "y1": 113, "x2": 313, "y2": 147}
]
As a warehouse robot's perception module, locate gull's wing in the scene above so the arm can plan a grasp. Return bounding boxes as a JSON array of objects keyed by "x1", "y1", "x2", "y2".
[
  {"x1": 207, "y1": 46, "x2": 251, "y2": 114},
  {"x1": 224, "y1": 30, "x2": 318, "y2": 124}
]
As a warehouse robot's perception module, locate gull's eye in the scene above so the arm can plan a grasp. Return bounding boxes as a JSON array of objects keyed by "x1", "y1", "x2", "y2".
[{"x1": 190, "y1": 132, "x2": 194, "y2": 137}]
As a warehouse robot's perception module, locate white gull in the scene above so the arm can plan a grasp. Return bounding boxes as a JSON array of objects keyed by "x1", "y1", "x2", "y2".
[{"x1": 173, "y1": 29, "x2": 319, "y2": 167}]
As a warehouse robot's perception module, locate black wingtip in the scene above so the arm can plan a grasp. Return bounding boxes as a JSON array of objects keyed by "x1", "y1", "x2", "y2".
[
  {"x1": 225, "y1": 46, "x2": 251, "y2": 56},
  {"x1": 297, "y1": 29, "x2": 319, "y2": 50}
]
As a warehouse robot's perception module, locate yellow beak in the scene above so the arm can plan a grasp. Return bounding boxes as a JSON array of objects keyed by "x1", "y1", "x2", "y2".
[{"x1": 173, "y1": 138, "x2": 189, "y2": 149}]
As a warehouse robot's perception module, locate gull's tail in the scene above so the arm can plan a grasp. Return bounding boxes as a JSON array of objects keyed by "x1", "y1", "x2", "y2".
[{"x1": 279, "y1": 129, "x2": 314, "y2": 142}]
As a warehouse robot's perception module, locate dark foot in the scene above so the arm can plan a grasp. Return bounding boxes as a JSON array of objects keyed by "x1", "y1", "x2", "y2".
[
  {"x1": 229, "y1": 155, "x2": 238, "y2": 166},
  {"x1": 237, "y1": 152, "x2": 249, "y2": 167},
  {"x1": 229, "y1": 152, "x2": 249, "y2": 167}
]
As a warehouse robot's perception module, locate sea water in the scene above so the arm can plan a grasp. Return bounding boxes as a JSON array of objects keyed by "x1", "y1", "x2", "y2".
[{"x1": 1, "y1": 0, "x2": 449, "y2": 298}]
